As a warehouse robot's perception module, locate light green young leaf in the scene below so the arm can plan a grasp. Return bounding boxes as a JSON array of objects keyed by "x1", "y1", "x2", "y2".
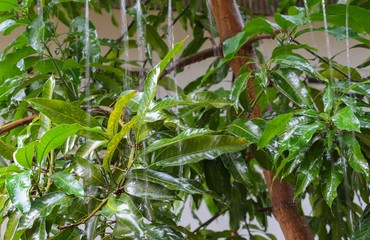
[
  {"x1": 36, "y1": 124, "x2": 83, "y2": 163},
  {"x1": 0, "y1": 0, "x2": 19, "y2": 11},
  {"x1": 5, "y1": 170, "x2": 32, "y2": 213},
  {"x1": 258, "y1": 113, "x2": 294, "y2": 149},
  {"x1": 107, "y1": 91, "x2": 136, "y2": 136},
  {"x1": 27, "y1": 98, "x2": 100, "y2": 128},
  {"x1": 0, "y1": 139, "x2": 16, "y2": 160},
  {"x1": 138, "y1": 39, "x2": 186, "y2": 114},
  {"x1": 50, "y1": 172, "x2": 84, "y2": 198},
  {"x1": 4, "y1": 210, "x2": 22, "y2": 240},
  {"x1": 153, "y1": 135, "x2": 249, "y2": 167},
  {"x1": 343, "y1": 134, "x2": 369, "y2": 180},
  {"x1": 103, "y1": 115, "x2": 139, "y2": 172},
  {"x1": 332, "y1": 106, "x2": 360, "y2": 132},
  {"x1": 13, "y1": 141, "x2": 36, "y2": 169}
]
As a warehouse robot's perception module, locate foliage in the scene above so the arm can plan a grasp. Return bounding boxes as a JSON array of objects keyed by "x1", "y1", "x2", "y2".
[{"x1": 0, "y1": 0, "x2": 369, "y2": 239}]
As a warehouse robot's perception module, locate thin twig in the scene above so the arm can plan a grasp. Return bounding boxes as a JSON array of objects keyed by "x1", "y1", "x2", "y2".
[
  {"x1": 193, "y1": 208, "x2": 228, "y2": 233},
  {"x1": 0, "y1": 115, "x2": 38, "y2": 135}
]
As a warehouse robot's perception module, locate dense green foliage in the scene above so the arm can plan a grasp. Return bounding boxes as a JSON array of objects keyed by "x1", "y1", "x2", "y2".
[{"x1": 0, "y1": 0, "x2": 369, "y2": 239}]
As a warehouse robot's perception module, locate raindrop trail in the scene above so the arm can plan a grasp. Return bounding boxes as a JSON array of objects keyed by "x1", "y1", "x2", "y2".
[
  {"x1": 120, "y1": 0, "x2": 130, "y2": 90},
  {"x1": 321, "y1": 0, "x2": 334, "y2": 80}
]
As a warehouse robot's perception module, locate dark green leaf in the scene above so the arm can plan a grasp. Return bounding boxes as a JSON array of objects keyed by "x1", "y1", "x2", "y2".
[
  {"x1": 124, "y1": 179, "x2": 176, "y2": 200},
  {"x1": 27, "y1": 99, "x2": 100, "y2": 128},
  {"x1": 5, "y1": 170, "x2": 32, "y2": 213},
  {"x1": 332, "y1": 106, "x2": 360, "y2": 132},
  {"x1": 127, "y1": 168, "x2": 209, "y2": 195},
  {"x1": 50, "y1": 172, "x2": 84, "y2": 198},
  {"x1": 73, "y1": 157, "x2": 105, "y2": 186},
  {"x1": 230, "y1": 70, "x2": 251, "y2": 108},
  {"x1": 141, "y1": 128, "x2": 214, "y2": 155},
  {"x1": 221, "y1": 153, "x2": 251, "y2": 188},
  {"x1": 271, "y1": 70, "x2": 313, "y2": 108},
  {"x1": 322, "y1": 161, "x2": 344, "y2": 207},
  {"x1": 153, "y1": 135, "x2": 249, "y2": 167},
  {"x1": 258, "y1": 113, "x2": 294, "y2": 149},
  {"x1": 353, "y1": 205, "x2": 370, "y2": 240},
  {"x1": 343, "y1": 134, "x2": 369, "y2": 180},
  {"x1": 146, "y1": 24, "x2": 168, "y2": 59}
]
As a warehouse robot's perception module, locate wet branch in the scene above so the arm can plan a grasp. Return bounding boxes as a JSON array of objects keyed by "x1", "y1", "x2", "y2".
[
  {"x1": 193, "y1": 208, "x2": 228, "y2": 233},
  {"x1": 0, "y1": 115, "x2": 38, "y2": 135}
]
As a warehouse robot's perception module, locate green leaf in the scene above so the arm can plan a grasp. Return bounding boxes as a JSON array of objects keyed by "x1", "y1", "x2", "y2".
[
  {"x1": 0, "y1": 139, "x2": 16, "y2": 160},
  {"x1": 5, "y1": 170, "x2": 32, "y2": 213},
  {"x1": 40, "y1": 76, "x2": 55, "y2": 132},
  {"x1": 323, "y1": 85, "x2": 334, "y2": 114},
  {"x1": 295, "y1": 141, "x2": 324, "y2": 198},
  {"x1": 76, "y1": 139, "x2": 107, "y2": 158},
  {"x1": 230, "y1": 70, "x2": 251, "y2": 108},
  {"x1": 228, "y1": 119, "x2": 263, "y2": 143},
  {"x1": 127, "y1": 168, "x2": 209, "y2": 195},
  {"x1": 353, "y1": 205, "x2": 370, "y2": 240},
  {"x1": 153, "y1": 135, "x2": 249, "y2": 167},
  {"x1": 124, "y1": 179, "x2": 176, "y2": 200},
  {"x1": 221, "y1": 153, "x2": 251, "y2": 188},
  {"x1": 49, "y1": 228, "x2": 84, "y2": 240},
  {"x1": 343, "y1": 135, "x2": 370, "y2": 181},
  {"x1": 4, "y1": 210, "x2": 22, "y2": 240},
  {"x1": 103, "y1": 115, "x2": 139, "y2": 172},
  {"x1": 29, "y1": 16, "x2": 45, "y2": 52},
  {"x1": 141, "y1": 128, "x2": 214, "y2": 155},
  {"x1": 332, "y1": 106, "x2": 360, "y2": 132},
  {"x1": 146, "y1": 24, "x2": 168, "y2": 59},
  {"x1": 18, "y1": 192, "x2": 72, "y2": 230},
  {"x1": 271, "y1": 70, "x2": 313, "y2": 108},
  {"x1": 13, "y1": 141, "x2": 35, "y2": 169},
  {"x1": 138, "y1": 39, "x2": 185, "y2": 114},
  {"x1": 50, "y1": 172, "x2": 84, "y2": 198},
  {"x1": 101, "y1": 194, "x2": 146, "y2": 238},
  {"x1": 107, "y1": 91, "x2": 136, "y2": 136},
  {"x1": 27, "y1": 98, "x2": 100, "y2": 128},
  {"x1": 322, "y1": 161, "x2": 344, "y2": 207},
  {"x1": 258, "y1": 113, "x2": 294, "y2": 149},
  {"x1": 36, "y1": 123, "x2": 83, "y2": 163},
  {"x1": 0, "y1": 0, "x2": 19, "y2": 12},
  {"x1": 73, "y1": 157, "x2": 105, "y2": 186}
]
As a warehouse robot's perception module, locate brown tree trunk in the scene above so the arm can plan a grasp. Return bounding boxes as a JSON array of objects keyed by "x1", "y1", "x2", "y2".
[{"x1": 208, "y1": 0, "x2": 313, "y2": 239}]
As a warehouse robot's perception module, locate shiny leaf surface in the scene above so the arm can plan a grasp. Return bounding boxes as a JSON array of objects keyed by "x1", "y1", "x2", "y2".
[
  {"x1": 332, "y1": 106, "x2": 361, "y2": 132},
  {"x1": 50, "y1": 172, "x2": 84, "y2": 198},
  {"x1": 5, "y1": 171, "x2": 32, "y2": 213}
]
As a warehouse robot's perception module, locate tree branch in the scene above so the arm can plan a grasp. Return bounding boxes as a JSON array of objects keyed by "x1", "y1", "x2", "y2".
[{"x1": 0, "y1": 115, "x2": 38, "y2": 135}]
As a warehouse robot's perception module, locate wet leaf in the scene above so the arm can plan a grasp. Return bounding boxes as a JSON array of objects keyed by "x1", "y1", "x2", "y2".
[
  {"x1": 153, "y1": 135, "x2": 249, "y2": 167},
  {"x1": 332, "y1": 106, "x2": 360, "y2": 132},
  {"x1": 4, "y1": 210, "x2": 22, "y2": 240},
  {"x1": 353, "y1": 204, "x2": 370, "y2": 240},
  {"x1": 127, "y1": 168, "x2": 209, "y2": 195},
  {"x1": 228, "y1": 118, "x2": 263, "y2": 143},
  {"x1": 13, "y1": 141, "x2": 35, "y2": 169},
  {"x1": 75, "y1": 139, "x2": 107, "y2": 159},
  {"x1": 124, "y1": 179, "x2": 176, "y2": 200},
  {"x1": 40, "y1": 76, "x2": 55, "y2": 132},
  {"x1": 230, "y1": 70, "x2": 251, "y2": 109},
  {"x1": 101, "y1": 194, "x2": 146, "y2": 238},
  {"x1": 295, "y1": 141, "x2": 324, "y2": 198},
  {"x1": 18, "y1": 192, "x2": 72, "y2": 230},
  {"x1": 0, "y1": 139, "x2": 16, "y2": 160},
  {"x1": 107, "y1": 91, "x2": 137, "y2": 136},
  {"x1": 146, "y1": 24, "x2": 168, "y2": 59},
  {"x1": 221, "y1": 153, "x2": 251, "y2": 188},
  {"x1": 73, "y1": 157, "x2": 105, "y2": 186},
  {"x1": 343, "y1": 134, "x2": 370, "y2": 180},
  {"x1": 29, "y1": 16, "x2": 45, "y2": 52},
  {"x1": 272, "y1": 70, "x2": 313, "y2": 108},
  {"x1": 103, "y1": 115, "x2": 139, "y2": 172},
  {"x1": 27, "y1": 98, "x2": 100, "y2": 128},
  {"x1": 323, "y1": 86, "x2": 334, "y2": 114},
  {"x1": 258, "y1": 112, "x2": 294, "y2": 149},
  {"x1": 50, "y1": 172, "x2": 84, "y2": 198},
  {"x1": 141, "y1": 128, "x2": 214, "y2": 155},
  {"x1": 36, "y1": 123, "x2": 83, "y2": 163},
  {"x1": 322, "y1": 161, "x2": 344, "y2": 207},
  {"x1": 5, "y1": 170, "x2": 32, "y2": 213}
]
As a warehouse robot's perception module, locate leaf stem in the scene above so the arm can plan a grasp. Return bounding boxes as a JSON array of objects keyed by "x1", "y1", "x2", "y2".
[{"x1": 57, "y1": 197, "x2": 108, "y2": 230}]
